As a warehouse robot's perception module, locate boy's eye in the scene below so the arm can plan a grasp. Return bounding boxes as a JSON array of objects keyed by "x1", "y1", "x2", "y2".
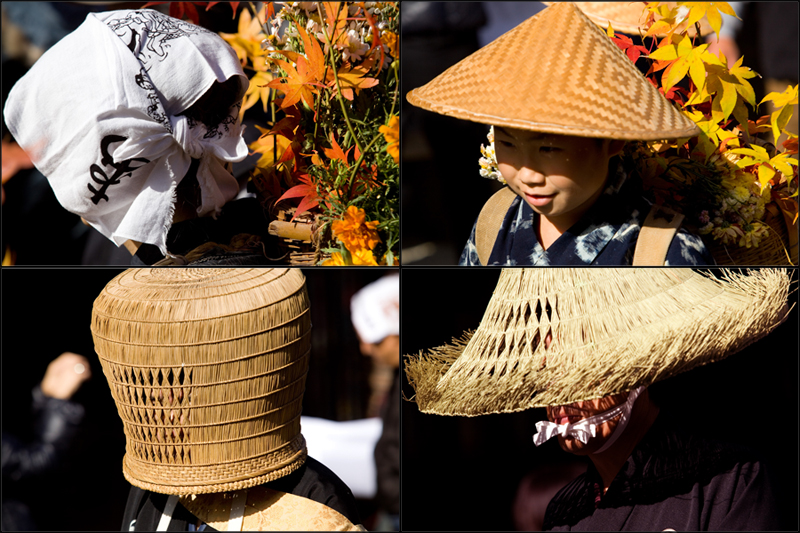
[
  {"x1": 497, "y1": 140, "x2": 515, "y2": 148},
  {"x1": 540, "y1": 146, "x2": 561, "y2": 154}
]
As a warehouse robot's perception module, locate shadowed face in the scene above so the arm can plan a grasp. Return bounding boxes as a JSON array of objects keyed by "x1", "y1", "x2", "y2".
[
  {"x1": 546, "y1": 392, "x2": 629, "y2": 455},
  {"x1": 494, "y1": 127, "x2": 624, "y2": 228}
]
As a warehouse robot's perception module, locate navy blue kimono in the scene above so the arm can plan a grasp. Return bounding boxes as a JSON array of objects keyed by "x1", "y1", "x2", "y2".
[{"x1": 459, "y1": 161, "x2": 714, "y2": 266}]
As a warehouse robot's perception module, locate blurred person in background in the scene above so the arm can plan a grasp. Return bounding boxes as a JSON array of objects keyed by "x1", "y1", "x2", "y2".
[
  {"x1": 2, "y1": 352, "x2": 91, "y2": 531},
  {"x1": 351, "y1": 274, "x2": 400, "y2": 531}
]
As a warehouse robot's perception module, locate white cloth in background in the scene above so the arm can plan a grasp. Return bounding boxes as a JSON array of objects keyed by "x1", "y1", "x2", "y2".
[
  {"x1": 4, "y1": 9, "x2": 248, "y2": 254},
  {"x1": 300, "y1": 416, "x2": 383, "y2": 499},
  {"x1": 350, "y1": 275, "x2": 400, "y2": 344}
]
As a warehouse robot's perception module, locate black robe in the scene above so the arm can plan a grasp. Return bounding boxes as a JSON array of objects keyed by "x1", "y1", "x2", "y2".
[
  {"x1": 543, "y1": 414, "x2": 782, "y2": 531},
  {"x1": 120, "y1": 457, "x2": 361, "y2": 531}
]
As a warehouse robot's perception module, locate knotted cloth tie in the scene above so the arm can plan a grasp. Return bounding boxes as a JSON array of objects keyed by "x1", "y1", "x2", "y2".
[
  {"x1": 532, "y1": 386, "x2": 645, "y2": 451},
  {"x1": 4, "y1": 9, "x2": 248, "y2": 254}
]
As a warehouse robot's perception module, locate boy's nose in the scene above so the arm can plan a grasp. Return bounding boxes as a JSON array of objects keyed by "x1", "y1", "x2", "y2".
[{"x1": 517, "y1": 166, "x2": 545, "y2": 185}]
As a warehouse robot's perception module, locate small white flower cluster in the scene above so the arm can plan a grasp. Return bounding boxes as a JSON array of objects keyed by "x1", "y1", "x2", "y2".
[
  {"x1": 266, "y1": 2, "x2": 394, "y2": 67},
  {"x1": 479, "y1": 126, "x2": 505, "y2": 183}
]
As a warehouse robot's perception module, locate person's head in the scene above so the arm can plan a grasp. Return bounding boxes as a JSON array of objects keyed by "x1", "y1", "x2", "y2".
[
  {"x1": 91, "y1": 268, "x2": 311, "y2": 495},
  {"x1": 406, "y1": 3, "x2": 700, "y2": 180},
  {"x1": 4, "y1": 9, "x2": 249, "y2": 256},
  {"x1": 494, "y1": 126, "x2": 625, "y2": 227},
  {"x1": 351, "y1": 274, "x2": 399, "y2": 368},
  {"x1": 358, "y1": 334, "x2": 400, "y2": 368}
]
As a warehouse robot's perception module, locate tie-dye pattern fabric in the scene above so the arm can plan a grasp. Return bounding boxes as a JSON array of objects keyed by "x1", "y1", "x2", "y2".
[{"x1": 459, "y1": 161, "x2": 714, "y2": 266}]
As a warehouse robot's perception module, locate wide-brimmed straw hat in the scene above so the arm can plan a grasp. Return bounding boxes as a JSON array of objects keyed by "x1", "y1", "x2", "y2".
[
  {"x1": 406, "y1": 2, "x2": 700, "y2": 141},
  {"x1": 405, "y1": 269, "x2": 792, "y2": 416},
  {"x1": 91, "y1": 268, "x2": 311, "y2": 495},
  {"x1": 545, "y1": 2, "x2": 714, "y2": 37}
]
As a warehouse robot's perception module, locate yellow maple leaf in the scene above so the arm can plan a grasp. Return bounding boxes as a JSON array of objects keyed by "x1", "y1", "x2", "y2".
[
  {"x1": 241, "y1": 70, "x2": 274, "y2": 114},
  {"x1": 249, "y1": 126, "x2": 292, "y2": 169},
  {"x1": 760, "y1": 85, "x2": 797, "y2": 141},
  {"x1": 678, "y1": 2, "x2": 739, "y2": 41},
  {"x1": 219, "y1": 7, "x2": 267, "y2": 66}
]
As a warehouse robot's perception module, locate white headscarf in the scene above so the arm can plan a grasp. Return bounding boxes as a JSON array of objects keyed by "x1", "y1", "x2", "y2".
[
  {"x1": 351, "y1": 275, "x2": 400, "y2": 344},
  {"x1": 3, "y1": 9, "x2": 249, "y2": 254}
]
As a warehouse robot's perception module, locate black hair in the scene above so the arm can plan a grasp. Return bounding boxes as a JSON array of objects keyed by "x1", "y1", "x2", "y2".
[{"x1": 176, "y1": 77, "x2": 243, "y2": 130}]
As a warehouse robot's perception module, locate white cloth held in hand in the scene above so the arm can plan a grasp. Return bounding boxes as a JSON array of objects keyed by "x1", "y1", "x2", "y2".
[
  {"x1": 532, "y1": 386, "x2": 645, "y2": 450},
  {"x1": 4, "y1": 9, "x2": 249, "y2": 254}
]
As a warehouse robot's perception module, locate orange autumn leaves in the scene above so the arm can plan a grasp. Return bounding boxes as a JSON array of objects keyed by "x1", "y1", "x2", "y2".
[
  {"x1": 267, "y1": 26, "x2": 325, "y2": 109},
  {"x1": 266, "y1": 4, "x2": 380, "y2": 111}
]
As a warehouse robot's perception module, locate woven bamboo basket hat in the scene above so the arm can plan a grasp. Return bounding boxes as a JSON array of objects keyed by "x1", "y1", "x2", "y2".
[
  {"x1": 406, "y1": 2, "x2": 700, "y2": 141},
  {"x1": 91, "y1": 268, "x2": 311, "y2": 495},
  {"x1": 405, "y1": 269, "x2": 792, "y2": 416},
  {"x1": 544, "y1": 2, "x2": 714, "y2": 37}
]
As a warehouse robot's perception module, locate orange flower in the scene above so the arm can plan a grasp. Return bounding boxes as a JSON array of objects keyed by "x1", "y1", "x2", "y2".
[
  {"x1": 350, "y1": 247, "x2": 379, "y2": 266},
  {"x1": 321, "y1": 249, "x2": 378, "y2": 266},
  {"x1": 379, "y1": 115, "x2": 399, "y2": 163},
  {"x1": 331, "y1": 205, "x2": 381, "y2": 251},
  {"x1": 382, "y1": 30, "x2": 399, "y2": 60}
]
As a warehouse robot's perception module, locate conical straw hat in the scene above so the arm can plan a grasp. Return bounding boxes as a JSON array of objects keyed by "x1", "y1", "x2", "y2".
[
  {"x1": 405, "y1": 269, "x2": 792, "y2": 416},
  {"x1": 91, "y1": 268, "x2": 311, "y2": 495},
  {"x1": 406, "y1": 2, "x2": 700, "y2": 141},
  {"x1": 546, "y1": 2, "x2": 714, "y2": 37}
]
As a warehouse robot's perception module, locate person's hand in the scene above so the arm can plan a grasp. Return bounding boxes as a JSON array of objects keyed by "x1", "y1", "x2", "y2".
[{"x1": 40, "y1": 352, "x2": 92, "y2": 400}]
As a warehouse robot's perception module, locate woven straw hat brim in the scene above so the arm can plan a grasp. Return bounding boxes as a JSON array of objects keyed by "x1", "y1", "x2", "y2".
[
  {"x1": 543, "y1": 2, "x2": 714, "y2": 37},
  {"x1": 405, "y1": 269, "x2": 792, "y2": 416},
  {"x1": 92, "y1": 268, "x2": 311, "y2": 495},
  {"x1": 406, "y1": 2, "x2": 700, "y2": 141}
]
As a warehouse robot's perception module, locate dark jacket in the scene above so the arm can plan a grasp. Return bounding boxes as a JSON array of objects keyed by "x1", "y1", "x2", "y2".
[
  {"x1": 2, "y1": 386, "x2": 85, "y2": 531},
  {"x1": 543, "y1": 414, "x2": 782, "y2": 531},
  {"x1": 374, "y1": 370, "x2": 400, "y2": 515},
  {"x1": 121, "y1": 456, "x2": 361, "y2": 531}
]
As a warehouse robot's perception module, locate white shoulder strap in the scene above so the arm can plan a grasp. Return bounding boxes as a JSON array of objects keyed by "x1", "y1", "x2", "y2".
[{"x1": 156, "y1": 495, "x2": 179, "y2": 531}]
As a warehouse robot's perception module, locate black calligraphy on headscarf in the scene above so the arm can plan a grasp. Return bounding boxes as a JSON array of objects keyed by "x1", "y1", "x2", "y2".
[
  {"x1": 88, "y1": 135, "x2": 150, "y2": 205},
  {"x1": 104, "y1": 10, "x2": 212, "y2": 133}
]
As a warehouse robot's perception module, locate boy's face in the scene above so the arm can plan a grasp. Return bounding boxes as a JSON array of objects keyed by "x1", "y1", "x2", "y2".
[{"x1": 494, "y1": 127, "x2": 624, "y2": 228}]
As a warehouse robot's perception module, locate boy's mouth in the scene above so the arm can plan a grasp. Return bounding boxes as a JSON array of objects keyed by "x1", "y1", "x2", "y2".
[{"x1": 526, "y1": 193, "x2": 555, "y2": 207}]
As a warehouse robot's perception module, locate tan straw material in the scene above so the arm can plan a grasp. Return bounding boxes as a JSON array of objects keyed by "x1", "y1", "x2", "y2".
[
  {"x1": 91, "y1": 268, "x2": 311, "y2": 495},
  {"x1": 405, "y1": 269, "x2": 792, "y2": 416},
  {"x1": 406, "y1": 2, "x2": 700, "y2": 141},
  {"x1": 545, "y1": 2, "x2": 714, "y2": 37}
]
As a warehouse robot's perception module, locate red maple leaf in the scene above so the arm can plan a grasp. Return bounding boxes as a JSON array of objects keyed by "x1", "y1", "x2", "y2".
[
  {"x1": 143, "y1": 2, "x2": 205, "y2": 24},
  {"x1": 782, "y1": 136, "x2": 798, "y2": 155},
  {"x1": 276, "y1": 173, "x2": 321, "y2": 220},
  {"x1": 610, "y1": 33, "x2": 649, "y2": 64},
  {"x1": 144, "y1": 2, "x2": 242, "y2": 22}
]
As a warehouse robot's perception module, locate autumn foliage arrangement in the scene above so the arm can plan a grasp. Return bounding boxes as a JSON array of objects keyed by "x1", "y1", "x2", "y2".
[
  {"x1": 216, "y1": 1, "x2": 399, "y2": 266},
  {"x1": 612, "y1": 2, "x2": 798, "y2": 262}
]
